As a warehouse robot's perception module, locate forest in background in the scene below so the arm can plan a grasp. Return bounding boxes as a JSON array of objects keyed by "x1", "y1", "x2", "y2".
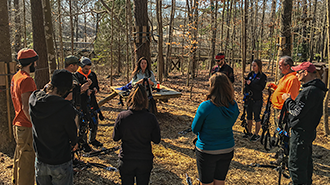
[{"x1": 1, "y1": 0, "x2": 330, "y2": 152}]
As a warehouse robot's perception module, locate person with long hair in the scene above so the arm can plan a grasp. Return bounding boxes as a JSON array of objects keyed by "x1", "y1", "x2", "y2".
[
  {"x1": 192, "y1": 72, "x2": 239, "y2": 185},
  {"x1": 113, "y1": 85, "x2": 161, "y2": 185},
  {"x1": 242, "y1": 59, "x2": 267, "y2": 141},
  {"x1": 131, "y1": 57, "x2": 157, "y2": 86}
]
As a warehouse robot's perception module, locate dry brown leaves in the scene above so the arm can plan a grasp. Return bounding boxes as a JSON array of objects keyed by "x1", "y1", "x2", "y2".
[{"x1": 0, "y1": 64, "x2": 329, "y2": 185}]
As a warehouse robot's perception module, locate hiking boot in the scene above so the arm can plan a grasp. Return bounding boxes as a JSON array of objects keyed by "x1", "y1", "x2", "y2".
[
  {"x1": 82, "y1": 143, "x2": 92, "y2": 152},
  {"x1": 250, "y1": 134, "x2": 260, "y2": 142},
  {"x1": 242, "y1": 132, "x2": 253, "y2": 138},
  {"x1": 89, "y1": 140, "x2": 103, "y2": 148}
]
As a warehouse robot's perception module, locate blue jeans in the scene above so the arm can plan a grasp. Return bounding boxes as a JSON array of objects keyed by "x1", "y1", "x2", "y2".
[{"x1": 36, "y1": 159, "x2": 73, "y2": 185}]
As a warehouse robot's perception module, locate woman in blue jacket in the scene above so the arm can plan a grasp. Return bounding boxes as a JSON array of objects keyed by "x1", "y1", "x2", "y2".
[{"x1": 192, "y1": 72, "x2": 239, "y2": 185}]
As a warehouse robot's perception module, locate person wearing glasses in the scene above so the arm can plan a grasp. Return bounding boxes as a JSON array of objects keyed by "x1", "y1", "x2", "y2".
[
  {"x1": 267, "y1": 56, "x2": 300, "y2": 122},
  {"x1": 282, "y1": 62, "x2": 327, "y2": 185}
]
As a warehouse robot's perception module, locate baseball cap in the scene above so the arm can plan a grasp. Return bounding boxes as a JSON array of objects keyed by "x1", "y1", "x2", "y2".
[
  {"x1": 292, "y1": 62, "x2": 316, "y2": 73},
  {"x1": 65, "y1": 55, "x2": 79, "y2": 66}
]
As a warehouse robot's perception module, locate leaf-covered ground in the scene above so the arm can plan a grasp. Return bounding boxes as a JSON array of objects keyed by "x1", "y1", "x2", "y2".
[{"x1": 1, "y1": 63, "x2": 330, "y2": 185}]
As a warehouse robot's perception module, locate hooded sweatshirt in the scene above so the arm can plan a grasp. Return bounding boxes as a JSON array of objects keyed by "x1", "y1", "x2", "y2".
[
  {"x1": 29, "y1": 90, "x2": 77, "y2": 165},
  {"x1": 192, "y1": 100, "x2": 240, "y2": 151},
  {"x1": 284, "y1": 79, "x2": 327, "y2": 142}
]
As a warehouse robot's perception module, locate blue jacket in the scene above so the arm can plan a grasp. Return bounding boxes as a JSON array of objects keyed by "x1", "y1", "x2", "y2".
[{"x1": 191, "y1": 100, "x2": 239, "y2": 151}]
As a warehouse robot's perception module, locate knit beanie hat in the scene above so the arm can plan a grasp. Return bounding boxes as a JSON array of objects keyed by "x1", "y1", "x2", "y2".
[
  {"x1": 51, "y1": 69, "x2": 73, "y2": 88},
  {"x1": 65, "y1": 55, "x2": 79, "y2": 66},
  {"x1": 17, "y1": 49, "x2": 39, "y2": 67},
  {"x1": 80, "y1": 57, "x2": 92, "y2": 67}
]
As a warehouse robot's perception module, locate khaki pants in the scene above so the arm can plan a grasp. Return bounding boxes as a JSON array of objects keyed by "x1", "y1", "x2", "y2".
[{"x1": 12, "y1": 125, "x2": 35, "y2": 185}]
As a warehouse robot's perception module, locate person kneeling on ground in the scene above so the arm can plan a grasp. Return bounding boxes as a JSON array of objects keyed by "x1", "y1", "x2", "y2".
[
  {"x1": 29, "y1": 69, "x2": 78, "y2": 185},
  {"x1": 113, "y1": 85, "x2": 161, "y2": 185}
]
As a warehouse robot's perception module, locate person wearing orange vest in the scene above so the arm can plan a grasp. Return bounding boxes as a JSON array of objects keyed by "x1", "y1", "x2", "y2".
[
  {"x1": 75, "y1": 57, "x2": 103, "y2": 152},
  {"x1": 10, "y1": 48, "x2": 38, "y2": 185},
  {"x1": 267, "y1": 56, "x2": 301, "y2": 122}
]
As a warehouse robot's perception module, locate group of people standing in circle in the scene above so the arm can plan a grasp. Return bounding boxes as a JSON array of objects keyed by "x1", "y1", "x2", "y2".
[{"x1": 10, "y1": 47, "x2": 325, "y2": 185}]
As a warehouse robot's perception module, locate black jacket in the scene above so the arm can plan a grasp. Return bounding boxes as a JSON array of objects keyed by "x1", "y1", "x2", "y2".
[
  {"x1": 29, "y1": 90, "x2": 77, "y2": 165},
  {"x1": 284, "y1": 79, "x2": 327, "y2": 142},
  {"x1": 212, "y1": 63, "x2": 235, "y2": 83},
  {"x1": 75, "y1": 71, "x2": 100, "y2": 114},
  {"x1": 113, "y1": 109, "x2": 161, "y2": 160},
  {"x1": 245, "y1": 71, "x2": 267, "y2": 101}
]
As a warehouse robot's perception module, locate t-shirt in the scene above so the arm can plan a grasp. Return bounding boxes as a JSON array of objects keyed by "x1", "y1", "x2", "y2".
[
  {"x1": 271, "y1": 72, "x2": 300, "y2": 110},
  {"x1": 10, "y1": 70, "x2": 37, "y2": 127}
]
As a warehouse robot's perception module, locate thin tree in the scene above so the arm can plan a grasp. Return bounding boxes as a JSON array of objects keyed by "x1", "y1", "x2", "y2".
[
  {"x1": 323, "y1": 0, "x2": 330, "y2": 136},
  {"x1": 241, "y1": 0, "x2": 248, "y2": 93},
  {"x1": 57, "y1": 0, "x2": 64, "y2": 68},
  {"x1": 69, "y1": 0, "x2": 74, "y2": 54},
  {"x1": 14, "y1": 0, "x2": 21, "y2": 53},
  {"x1": 165, "y1": 0, "x2": 176, "y2": 78},
  {"x1": 191, "y1": 0, "x2": 198, "y2": 78},
  {"x1": 31, "y1": 0, "x2": 50, "y2": 89},
  {"x1": 309, "y1": 0, "x2": 317, "y2": 62},
  {"x1": 44, "y1": 0, "x2": 56, "y2": 73},
  {"x1": 209, "y1": 0, "x2": 217, "y2": 76},
  {"x1": 0, "y1": 0, "x2": 15, "y2": 151},
  {"x1": 156, "y1": 0, "x2": 164, "y2": 83}
]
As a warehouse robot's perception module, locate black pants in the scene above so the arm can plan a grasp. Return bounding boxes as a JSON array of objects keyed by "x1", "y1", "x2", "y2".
[
  {"x1": 118, "y1": 159, "x2": 153, "y2": 185},
  {"x1": 289, "y1": 129, "x2": 313, "y2": 185}
]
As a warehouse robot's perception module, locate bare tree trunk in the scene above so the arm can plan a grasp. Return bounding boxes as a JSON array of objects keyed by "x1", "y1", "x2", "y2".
[
  {"x1": 0, "y1": 0, "x2": 15, "y2": 152},
  {"x1": 186, "y1": 0, "x2": 192, "y2": 86},
  {"x1": 249, "y1": 0, "x2": 255, "y2": 65},
  {"x1": 268, "y1": 0, "x2": 276, "y2": 71},
  {"x1": 22, "y1": 0, "x2": 27, "y2": 48},
  {"x1": 31, "y1": 0, "x2": 50, "y2": 89},
  {"x1": 230, "y1": 0, "x2": 237, "y2": 69},
  {"x1": 209, "y1": 0, "x2": 217, "y2": 75},
  {"x1": 276, "y1": 0, "x2": 292, "y2": 82},
  {"x1": 74, "y1": 1, "x2": 79, "y2": 42},
  {"x1": 301, "y1": 0, "x2": 308, "y2": 62},
  {"x1": 225, "y1": 0, "x2": 232, "y2": 64},
  {"x1": 241, "y1": 0, "x2": 248, "y2": 94},
  {"x1": 57, "y1": 0, "x2": 64, "y2": 68},
  {"x1": 69, "y1": 0, "x2": 74, "y2": 54},
  {"x1": 191, "y1": 0, "x2": 198, "y2": 78},
  {"x1": 309, "y1": 0, "x2": 317, "y2": 62},
  {"x1": 118, "y1": 34, "x2": 121, "y2": 74},
  {"x1": 220, "y1": 1, "x2": 226, "y2": 52},
  {"x1": 127, "y1": 0, "x2": 134, "y2": 71},
  {"x1": 126, "y1": 0, "x2": 130, "y2": 82},
  {"x1": 156, "y1": 0, "x2": 164, "y2": 83},
  {"x1": 323, "y1": 0, "x2": 330, "y2": 136},
  {"x1": 260, "y1": 0, "x2": 267, "y2": 59},
  {"x1": 133, "y1": 0, "x2": 151, "y2": 63},
  {"x1": 14, "y1": 0, "x2": 21, "y2": 53},
  {"x1": 110, "y1": 0, "x2": 115, "y2": 86},
  {"x1": 165, "y1": 0, "x2": 176, "y2": 78},
  {"x1": 44, "y1": 0, "x2": 56, "y2": 74}
]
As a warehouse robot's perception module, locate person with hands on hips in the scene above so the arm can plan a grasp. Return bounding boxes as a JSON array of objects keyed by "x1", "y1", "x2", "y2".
[
  {"x1": 242, "y1": 59, "x2": 267, "y2": 141},
  {"x1": 131, "y1": 57, "x2": 157, "y2": 86}
]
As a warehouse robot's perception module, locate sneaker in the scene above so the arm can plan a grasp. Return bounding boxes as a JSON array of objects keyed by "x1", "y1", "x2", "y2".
[
  {"x1": 242, "y1": 133, "x2": 253, "y2": 138},
  {"x1": 250, "y1": 134, "x2": 260, "y2": 142},
  {"x1": 82, "y1": 143, "x2": 92, "y2": 152},
  {"x1": 89, "y1": 140, "x2": 103, "y2": 147}
]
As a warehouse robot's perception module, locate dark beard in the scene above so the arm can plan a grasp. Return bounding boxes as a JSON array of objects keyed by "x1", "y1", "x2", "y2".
[{"x1": 29, "y1": 63, "x2": 35, "y2": 73}]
